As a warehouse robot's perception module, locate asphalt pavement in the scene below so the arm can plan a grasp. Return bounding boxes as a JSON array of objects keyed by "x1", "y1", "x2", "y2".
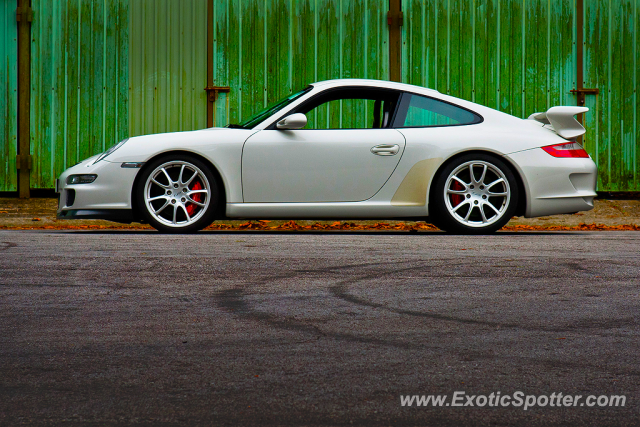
[{"x1": 0, "y1": 230, "x2": 638, "y2": 426}]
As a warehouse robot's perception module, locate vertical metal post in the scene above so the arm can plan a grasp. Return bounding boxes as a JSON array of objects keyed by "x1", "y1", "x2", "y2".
[
  {"x1": 206, "y1": 0, "x2": 214, "y2": 128},
  {"x1": 388, "y1": 0, "x2": 402, "y2": 82},
  {"x1": 576, "y1": 0, "x2": 584, "y2": 113},
  {"x1": 570, "y1": 0, "x2": 599, "y2": 144},
  {"x1": 16, "y1": 0, "x2": 32, "y2": 198}
]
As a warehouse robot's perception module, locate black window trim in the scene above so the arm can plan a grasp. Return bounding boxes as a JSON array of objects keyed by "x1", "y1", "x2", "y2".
[
  {"x1": 392, "y1": 91, "x2": 484, "y2": 129},
  {"x1": 264, "y1": 86, "x2": 404, "y2": 131}
]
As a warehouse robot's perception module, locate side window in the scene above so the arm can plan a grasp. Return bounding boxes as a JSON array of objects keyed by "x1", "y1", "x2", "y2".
[
  {"x1": 395, "y1": 94, "x2": 481, "y2": 127},
  {"x1": 306, "y1": 98, "x2": 377, "y2": 129},
  {"x1": 295, "y1": 88, "x2": 400, "y2": 130}
]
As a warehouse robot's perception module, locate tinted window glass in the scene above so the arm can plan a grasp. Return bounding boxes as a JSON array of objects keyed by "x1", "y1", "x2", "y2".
[
  {"x1": 397, "y1": 94, "x2": 480, "y2": 127},
  {"x1": 291, "y1": 88, "x2": 400, "y2": 130},
  {"x1": 304, "y1": 98, "x2": 399, "y2": 129}
]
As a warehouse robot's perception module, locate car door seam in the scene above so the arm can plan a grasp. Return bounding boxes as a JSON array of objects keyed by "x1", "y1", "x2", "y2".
[{"x1": 363, "y1": 129, "x2": 408, "y2": 202}]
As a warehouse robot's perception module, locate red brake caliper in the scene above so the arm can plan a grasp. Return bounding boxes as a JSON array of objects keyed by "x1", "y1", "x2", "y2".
[
  {"x1": 450, "y1": 180, "x2": 464, "y2": 207},
  {"x1": 186, "y1": 181, "x2": 203, "y2": 216}
]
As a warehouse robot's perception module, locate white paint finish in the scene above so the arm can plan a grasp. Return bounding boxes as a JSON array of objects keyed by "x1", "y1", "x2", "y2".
[
  {"x1": 104, "y1": 127, "x2": 255, "y2": 203},
  {"x1": 55, "y1": 79, "x2": 600, "y2": 226},
  {"x1": 242, "y1": 129, "x2": 406, "y2": 202},
  {"x1": 276, "y1": 113, "x2": 308, "y2": 130},
  {"x1": 505, "y1": 148, "x2": 597, "y2": 217},
  {"x1": 394, "y1": 121, "x2": 567, "y2": 215}
]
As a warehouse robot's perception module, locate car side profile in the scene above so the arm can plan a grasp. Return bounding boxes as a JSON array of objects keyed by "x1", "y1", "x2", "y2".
[{"x1": 56, "y1": 79, "x2": 597, "y2": 234}]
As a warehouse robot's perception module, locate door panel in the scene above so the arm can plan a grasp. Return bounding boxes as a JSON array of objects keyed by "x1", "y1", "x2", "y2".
[{"x1": 242, "y1": 129, "x2": 405, "y2": 202}]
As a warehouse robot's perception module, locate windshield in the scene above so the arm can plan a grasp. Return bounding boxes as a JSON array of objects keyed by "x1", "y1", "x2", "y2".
[{"x1": 227, "y1": 86, "x2": 313, "y2": 129}]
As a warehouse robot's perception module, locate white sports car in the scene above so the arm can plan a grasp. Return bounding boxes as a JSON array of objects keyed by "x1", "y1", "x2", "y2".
[{"x1": 56, "y1": 79, "x2": 597, "y2": 234}]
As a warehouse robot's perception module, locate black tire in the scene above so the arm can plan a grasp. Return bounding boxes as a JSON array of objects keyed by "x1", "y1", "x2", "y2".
[
  {"x1": 136, "y1": 154, "x2": 219, "y2": 233},
  {"x1": 429, "y1": 153, "x2": 519, "y2": 234}
]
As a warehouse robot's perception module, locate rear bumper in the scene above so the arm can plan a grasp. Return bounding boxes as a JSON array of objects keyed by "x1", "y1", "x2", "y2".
[{"x1": 505, "y1": 148, "x2": 598, "y2": 218}]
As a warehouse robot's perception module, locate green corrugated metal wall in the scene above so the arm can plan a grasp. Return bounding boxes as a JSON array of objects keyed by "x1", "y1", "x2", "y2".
[
  {"x1": 211, "y1": 0, "x2": 389, "y2": 127},
  {"x1": 30, "y1": 0, "x2": 128, "y2": 188},
  {"x1": 402, "y1": 0, "x2": 576, "y2": 117},
  {"x1": 2, "y1": 0, "x2": 639, "y2": 190},
  {"x1": 584, "y1": 0, "x2": 639, "y2": 191},
  {"x1": 129, "y1": 0, "x2": 389, "y2": 132},
  {"x1": 128, "y1": 0, "x2": 208, "y2": 137},
  {"x1": 401, "y1": 0, "x2": 639, "y2": 191},
  {"x1": 1, "y1": 0, "x2": 18, "y2": 191}
]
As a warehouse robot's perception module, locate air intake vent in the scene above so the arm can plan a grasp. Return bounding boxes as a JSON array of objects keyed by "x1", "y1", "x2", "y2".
[{"x1": 66, "y1": 189, "x2": 76, "y2": 207}]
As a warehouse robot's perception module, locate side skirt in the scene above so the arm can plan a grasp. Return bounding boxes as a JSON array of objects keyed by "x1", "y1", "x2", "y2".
[{"x1": 226, "y1": 202, "x2": 428, "y2": 220}]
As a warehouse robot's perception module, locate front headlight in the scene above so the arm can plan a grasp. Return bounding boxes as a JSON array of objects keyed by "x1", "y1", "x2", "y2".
[
  {"x1": 93, "y1": 138, "x2": 129, "y2": 164},
  {"x1": 67, "y1": 174, "x2": 97, "y2": 184}
]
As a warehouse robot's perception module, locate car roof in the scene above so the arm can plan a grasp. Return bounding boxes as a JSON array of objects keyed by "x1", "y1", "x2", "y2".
[{"x1": 310, "y1": 79, "x2": 441, "y2": 95}]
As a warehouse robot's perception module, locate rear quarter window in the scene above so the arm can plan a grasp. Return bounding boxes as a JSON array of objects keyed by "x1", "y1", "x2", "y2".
[{"x1": 394, "y1": 93, "x2": 482, "y2": 128}]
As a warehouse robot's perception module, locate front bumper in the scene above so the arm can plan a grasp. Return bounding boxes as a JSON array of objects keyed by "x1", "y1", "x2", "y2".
[
  {"x1": 56, "y1": 156, "x2": 141, "y2": 222},
  {"x1": 505, "y1": 148, "x2": 598, "y2": 218}
]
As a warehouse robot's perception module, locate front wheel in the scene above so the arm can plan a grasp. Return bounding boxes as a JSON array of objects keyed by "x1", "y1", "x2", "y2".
[
  {"x1": 430, "y1": 154, "x2": 518, "y2": 234},
  {"x1": 136, "y1": 155, "x2": 219, "y2": 233}
]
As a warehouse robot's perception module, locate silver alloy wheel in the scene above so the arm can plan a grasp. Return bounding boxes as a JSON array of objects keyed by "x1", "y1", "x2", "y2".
[
  {"x1": 443, "y1": 160, "x2": 511, "y2": 228},
  {"x1": 143, "y1": 160, "x2": 211, "y2": 228}
]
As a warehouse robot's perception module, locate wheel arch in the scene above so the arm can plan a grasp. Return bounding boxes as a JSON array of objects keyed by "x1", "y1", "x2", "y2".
[
  {"x1": 130, "y1": 150, "x2": 228, "y2": 221},
  {"x1": 427, "y1": 150, "x2": 527, "y2": 218}
]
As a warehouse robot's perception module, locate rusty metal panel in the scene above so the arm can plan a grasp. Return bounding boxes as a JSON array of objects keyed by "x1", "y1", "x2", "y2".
[
  {"x1": 30, "y1": 0, "x2": 128, "y2": 189},
  {"x1": 128, "y1": 0, "x2": 208, "y2": 137},
  {"x1": 584, "y1": 0, "x2": 639, "y2": 191},
  {"x1": 211, "y1": 0, "x2": 390, "y2": 127},
  {"x1": 0, "y1": 0, "x2": 18, "y2": 191}
]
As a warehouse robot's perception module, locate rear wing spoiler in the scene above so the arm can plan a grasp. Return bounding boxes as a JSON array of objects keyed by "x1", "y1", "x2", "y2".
[{"x1": 527, "y1": 106, "x2": 588, "y2": 140}]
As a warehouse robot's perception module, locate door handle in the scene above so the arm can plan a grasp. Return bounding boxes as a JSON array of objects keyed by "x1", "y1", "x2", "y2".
[{"x1": 371, "y1": 144, "x2": 400, "y2": 156}]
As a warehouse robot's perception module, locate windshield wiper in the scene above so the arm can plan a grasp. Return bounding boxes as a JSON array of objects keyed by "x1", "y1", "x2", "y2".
[{"x1": 225, "y1": 124, "x2": 245, "y2": 129}]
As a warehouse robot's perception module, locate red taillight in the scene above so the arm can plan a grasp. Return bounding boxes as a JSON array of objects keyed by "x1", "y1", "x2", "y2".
[{"x1": 541, "y1": 142, "x2": 589, "y2": 158}]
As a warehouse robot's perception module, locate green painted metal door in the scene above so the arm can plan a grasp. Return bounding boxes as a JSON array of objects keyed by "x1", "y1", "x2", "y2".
[
  {"x1": 30, "y1": 0, "x2": 128, "y2": 189},
  {"x1": 1, "y1": 0, "x2": 18, "y2": 191},
  {"x1": 210, "y1": 0, "x2": 390, "y2": 127},
  {"x1": 128, "y1": 0, "x2": 208, "y2": 137},
  {"x1": 584, "y1": 0, "x2": 639, "y2": 191}
]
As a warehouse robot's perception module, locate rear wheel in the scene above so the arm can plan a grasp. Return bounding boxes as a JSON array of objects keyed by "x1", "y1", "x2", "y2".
[
  {"x1": 137, "y1": 155, "x2": 218, "y2": 233},
  {"x1": 430, "y1": 154, "x2": 518, "y2": 234}
]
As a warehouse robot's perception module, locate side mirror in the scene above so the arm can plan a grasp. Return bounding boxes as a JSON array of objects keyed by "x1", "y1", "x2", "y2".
[{"x1": 276, "y1": 113, "x2": 307, "y2": 130}]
